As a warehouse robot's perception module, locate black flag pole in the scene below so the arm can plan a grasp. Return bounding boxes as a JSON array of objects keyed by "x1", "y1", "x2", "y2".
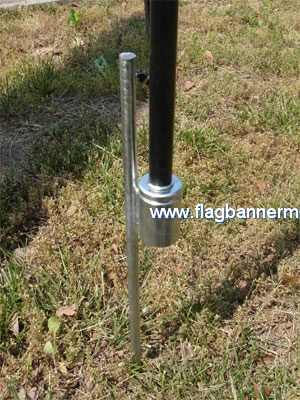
[
  {"x1": 139, "y1": 0, "x2": 182, "y2": 247},
  {"x1": 149, "y1": 0, "x2": 179, "y2": 187}
]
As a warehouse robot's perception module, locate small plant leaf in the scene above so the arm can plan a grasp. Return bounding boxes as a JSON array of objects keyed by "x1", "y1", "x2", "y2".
[
  {"x1": 204, "y1": 50, "x2": 214, "y2": 65},
  {"x1": 94, "y1": 56, "x2": 109, "y2": 77},
  {"x1": 56, "y1": 304, "x2": 77, "y2": 318},
  {"x1": 59, "y1": 362, "x2": 68, "y2": 375},
  {"x1": 27, "y1": 387, "x2": 38, "y2": 400},
  {"x1": 48, "y1": 316, "x2": 60, "y2": 336},
  {"x1": 66, "y1": 204, "x2": 77, "y2": 216},
  {"x1": 253, "y1": 380, "x2": 273, "y2": 399},
  {"x1": 43, "y1": 341, "x2": 56, "y2": 356},
  {"x1": 285, "y1": 320, "x2": 293, "y2": 329},
  {"x1": 261, "y1": 353, "x2": 275, "y2": 365},
  {"x1": 9, "y1": 313, "x2": 19, "y2": 336},
  {"x1": 67, "y1": 9, "x2": 82, "y2": 28},
  {"x1": 174, "y1": 265, "x2": 183, "y2": 276},
  {"x1": 182, "y1": 80, "x2": 195, "y2": 92},
  {"x1": 17, "y1": 388, "x2": 26, "y2": 400},
  {"x1": 111, "y1": 243, "x2": 119, "y2": 254}
]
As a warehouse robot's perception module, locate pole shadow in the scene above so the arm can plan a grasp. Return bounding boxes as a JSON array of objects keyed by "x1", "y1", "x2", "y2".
[{"x1": 0, "y1": 5, "x2": 149, "y2": 251}]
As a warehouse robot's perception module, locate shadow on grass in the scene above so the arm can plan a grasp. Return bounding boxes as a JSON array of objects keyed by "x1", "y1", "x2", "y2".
[
  {"x1": 0, "y1": 7, "x2": 149, "y2": 250},
  {"x1": 165, "y1": 219, "x2": 300, "y2": 340},
  {"x1": 148, "y1": 223, "x2": 300, "y2": 354}
]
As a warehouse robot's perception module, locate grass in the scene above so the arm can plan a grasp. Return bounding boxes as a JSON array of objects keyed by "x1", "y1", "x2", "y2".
[{"x1": 1, "y1": 0, "x2": 300, "y2": 398}]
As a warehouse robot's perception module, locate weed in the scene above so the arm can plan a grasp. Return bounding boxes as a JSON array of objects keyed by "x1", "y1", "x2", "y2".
[
  {"x1": 67, "y1": 9, "x2": 82, "y2": 31},
  {"x1": 43, "y1": 316, "x2": 60, "y2": 356}
]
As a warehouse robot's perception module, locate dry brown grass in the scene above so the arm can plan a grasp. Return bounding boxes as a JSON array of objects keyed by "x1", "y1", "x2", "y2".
[{"x1": 1, "y1": 0, "x2": 300, "y2": 399}]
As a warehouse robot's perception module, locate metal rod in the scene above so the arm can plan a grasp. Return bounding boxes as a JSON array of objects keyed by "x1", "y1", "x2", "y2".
[
  {"x1": 119, "y1": 52, "x2": 141, "y2": 365},
  {"x1": 149, "y1": 0, "x2": 179, "y2": 187}
]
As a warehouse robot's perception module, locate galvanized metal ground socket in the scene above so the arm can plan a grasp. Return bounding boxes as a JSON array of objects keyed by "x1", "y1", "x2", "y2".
[{"x1": 139, "y1": 173, "x2": 182, "y2": 247}]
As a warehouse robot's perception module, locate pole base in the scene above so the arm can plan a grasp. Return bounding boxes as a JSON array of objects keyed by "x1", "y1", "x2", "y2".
[{"x1": 139, "y1": 174, "x2": 182, "y2": 247}]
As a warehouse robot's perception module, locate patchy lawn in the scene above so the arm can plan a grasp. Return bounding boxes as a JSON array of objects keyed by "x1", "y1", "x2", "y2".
[{"x1": 1, "y1": 0, "x2": 300, "y2": 399}]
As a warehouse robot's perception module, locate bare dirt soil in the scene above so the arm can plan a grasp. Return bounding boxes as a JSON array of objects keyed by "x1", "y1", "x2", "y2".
[{"x1": 0, "y1": 96, "x2": 149, "y2": 180}]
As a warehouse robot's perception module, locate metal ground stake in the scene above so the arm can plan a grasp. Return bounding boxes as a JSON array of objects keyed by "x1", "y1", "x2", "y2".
[{"x1": 119, "y1": 52, "x2": 141, "y2": 365}]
